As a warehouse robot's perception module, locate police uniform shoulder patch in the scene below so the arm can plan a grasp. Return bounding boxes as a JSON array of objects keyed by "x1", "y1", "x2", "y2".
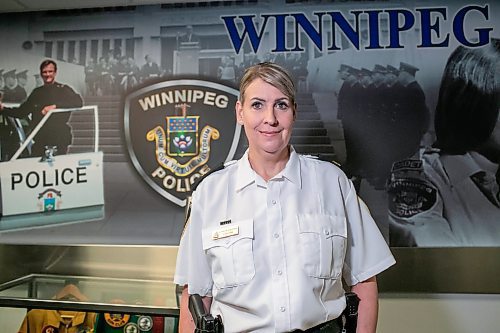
[
  {"x1": 387, "y1": 158, "x2": 437, "y2": 218},
  {"x1": 191, "y1": 162, "x2": 227, "y2": 192}
]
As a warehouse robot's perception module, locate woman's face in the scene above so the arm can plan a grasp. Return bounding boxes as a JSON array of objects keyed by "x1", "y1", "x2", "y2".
[{"x1": 236, "y1": 78, "x2": 295, "y2": 158}]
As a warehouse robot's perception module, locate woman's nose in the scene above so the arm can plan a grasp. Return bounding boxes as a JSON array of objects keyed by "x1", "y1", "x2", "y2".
[{"x1": 263, "y1": 106, "x2": 278, "y2": 125}]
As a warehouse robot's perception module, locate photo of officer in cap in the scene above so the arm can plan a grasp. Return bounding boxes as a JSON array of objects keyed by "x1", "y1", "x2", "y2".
[
  {"x1": 2, "y1": 69, "x2": 27, "y2": 103},
  {"x1": 0, "y1": 59, "x2": 83, "y2": 159},
  {"x1": 0, "y1": 69, "x2": 29, "y2": 160},
  {"x1": 391, "y1": 62, "x2": 430, "y2": 161},
  {"x1": 337, "y1": 64, "x2": 364, "y2": 189},
  {"x1": 16, "y1": 70, "x2": 29, "y2": 96}
]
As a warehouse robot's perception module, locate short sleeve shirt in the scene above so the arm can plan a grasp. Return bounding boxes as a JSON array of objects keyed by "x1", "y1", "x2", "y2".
[{"x1": 174, "y1": 148, "x2": 395, "y2": 332}]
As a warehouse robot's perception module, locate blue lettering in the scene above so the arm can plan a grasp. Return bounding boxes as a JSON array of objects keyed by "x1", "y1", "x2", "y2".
[
  {"x1": 291, "y1": 13, "x2": 324, "y2": 51},
  {"x1": 273, "y1": 14, "x2": 288, "y2": 52},
  {"x1": 221, "y1": 15, "x2": 270, "y2": 54},
  {"x1": 453, "y1": 5, "x2": 492, "y2": 47},
  {"x1": 386, "y1": 9, "x2": 415, "y2": 48},
  {"x1": 327, "y1": 11, "x2": 361, "y2": 51},
  {"x1": 366, "y1": 10, "x2": 384, "y2": 49},
  {"x1": 417, "y1": 7, "x2": 449, "y2": 47}
]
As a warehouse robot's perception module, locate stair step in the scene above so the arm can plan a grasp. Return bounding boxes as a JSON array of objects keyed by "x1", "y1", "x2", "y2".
[
  {"x1": 72, "y1": 137, "x2": 122, "y2": 145},
  {"x1": 294, "y1": 120, "x2": 324, "y2": 128},
  {"x1": 294, "y1": 144, "x2": 335, "y2": 154},
  {"x1": 290, "y1": 136, "x2": 331, "y2": 144},
  {"x1": 292, "y1": 128, "x2": 327, "y2": 136},
  {"x1": 69, "y1": 145, "x2": 125, "y2": 154}
]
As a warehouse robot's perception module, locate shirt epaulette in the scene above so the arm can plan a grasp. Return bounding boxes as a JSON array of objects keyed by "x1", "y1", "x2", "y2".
[{"x1": 303, "y1": 154, "x2": 342, "y2": 168}]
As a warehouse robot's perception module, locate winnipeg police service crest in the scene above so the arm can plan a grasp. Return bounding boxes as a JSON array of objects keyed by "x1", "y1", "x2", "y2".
[{"x1": 124, "y1": 79, "x2": 241, "y2": 206}]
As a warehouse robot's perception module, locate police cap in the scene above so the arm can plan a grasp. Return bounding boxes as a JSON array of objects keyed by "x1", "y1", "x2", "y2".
[
  {"x1": 360, "y1": 68, "x2": 372, "y2": 76},
  {"x1": 373, "y1": 64, "x2": 387, "y2": 74},
  {"x1": 386, "y1": 65, "x2": 399, "y2": 74},
  {"x1": 338, "y1": 64, "x2": 353, "y2": 73},
  {"x1": 399, "y1": 62, "x2": 419, "y2": 76},
  {"x1": 16, "y1": 70, "x2": 28, "y2": 80},
  {"x1": 3, "y1": 69, "x2": 16, "y2": 79}
]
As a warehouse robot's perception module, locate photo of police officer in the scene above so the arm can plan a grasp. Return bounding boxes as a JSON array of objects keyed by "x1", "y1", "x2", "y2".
[
  {"x1": 0, "y1": 59, "x2": 83, "y2": 159},
  {"x1": 387, "y1": 40, "x2": 500, "y2": 247}
]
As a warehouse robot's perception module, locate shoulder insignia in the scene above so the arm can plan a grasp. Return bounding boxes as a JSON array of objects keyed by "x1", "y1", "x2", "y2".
[
  {"x1": 387, "y1": 159, "x2": 437, "y2": 218},
  {"x1": 391, "y1": 159, "x2": 422, "y2": 173},
  {"x1": 191, "y1": 162, "x2": 227, "y2": 192}
]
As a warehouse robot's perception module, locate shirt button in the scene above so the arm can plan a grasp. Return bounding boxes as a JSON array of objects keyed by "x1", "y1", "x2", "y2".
[
  {"x1": 277, "y1": 270, "x2": 282, "y2": 276},
  {"x1": 271, "y1": 200, "x2": 277, "y2": 205},
  {"x1": 274, "y1": 233, "x2": 280, "y2": 239},
  {"x1": 324, "y1": 230, "x2": 330, "y2": 236},
  {"x1": 280, "y1": 306, "x2": 286, "y2": 312}
]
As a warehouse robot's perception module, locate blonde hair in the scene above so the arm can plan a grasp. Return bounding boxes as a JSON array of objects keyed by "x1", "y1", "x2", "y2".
[{"x1": 239, "y1": 62, "x2": 297, "y2": 112}]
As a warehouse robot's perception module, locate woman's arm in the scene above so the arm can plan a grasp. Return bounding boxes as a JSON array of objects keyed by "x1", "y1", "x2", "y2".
[{"x1": 350, "y1": 276, "x2": 379, "y2": 333}]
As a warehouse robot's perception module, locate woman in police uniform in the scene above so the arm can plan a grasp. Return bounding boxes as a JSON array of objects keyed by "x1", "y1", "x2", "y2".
[
  {"x1": 174, "y1": 62, "x2": 395, "y2": 332},
  {"x1": 388, "y1": 40, "x2": 500, "y2": 247}
]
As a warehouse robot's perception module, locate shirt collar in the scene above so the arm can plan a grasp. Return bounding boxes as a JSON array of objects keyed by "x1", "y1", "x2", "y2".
[
  {"x1": 45, "y1": 310, "x2": 87, "y2": 327},
  {"x1": 440, "y1": 152, "x2": 496, "y2": 183},
  {"x1": 235, "y1": 147, "x2": 302, "y2": 191}
]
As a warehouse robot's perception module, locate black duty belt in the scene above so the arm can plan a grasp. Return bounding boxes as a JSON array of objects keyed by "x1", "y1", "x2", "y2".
[{"x1": 294, "y1": 316, "x2": 343, "y2": 333}]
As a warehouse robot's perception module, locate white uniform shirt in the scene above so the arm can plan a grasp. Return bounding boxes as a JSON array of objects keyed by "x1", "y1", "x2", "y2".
[{"x1": 175, "y1": 148, "x2": 395, "y2": 332}]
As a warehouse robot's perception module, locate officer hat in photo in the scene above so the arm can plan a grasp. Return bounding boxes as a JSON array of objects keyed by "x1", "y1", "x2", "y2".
[
  {"x1": 3, "y1": 69, "x2": 16, "y2": 79},
  {"x1": 386, "y1": 65, "x2": 399, "y2": 74},
  {"x1": 349, "y1": 67, "x2": 361, "y2": 76},
  {"x1": 360, "y1": 67, "x2": 372, "y2": 76},
  {"x1": 16, "y1": 70, "x2": 28, "y2": 80},
  {"x1": 373, "y1": 64, "x2": 387, "y2": 74},
  {"x1": 338, "y1": 64, "x2": 353, "y2": 73},
  {"x1": 399, "y1": 62, "x2": 419, "y2": 76}
]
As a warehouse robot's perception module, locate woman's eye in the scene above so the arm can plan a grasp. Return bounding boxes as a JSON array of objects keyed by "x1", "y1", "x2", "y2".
[
  {"x1": 275, "y1": 102, "x2": 289, "y2": 110},
  {"x1": 251, "y1": 101, "x2": 263, "y2": 109}
]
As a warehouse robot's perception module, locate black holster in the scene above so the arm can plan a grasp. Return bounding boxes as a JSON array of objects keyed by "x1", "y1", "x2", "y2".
[
  {"x1": 341, "y1": 292, "x2": 360, "y2": 333},
  {"x1": 188, "y1": 294, "x2": 224, "y2": 333}
]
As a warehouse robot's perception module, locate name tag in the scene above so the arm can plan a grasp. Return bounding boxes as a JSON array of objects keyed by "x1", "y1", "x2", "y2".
[{"x1": 212, "y1": 225, "x2": 239, "y2": 240}]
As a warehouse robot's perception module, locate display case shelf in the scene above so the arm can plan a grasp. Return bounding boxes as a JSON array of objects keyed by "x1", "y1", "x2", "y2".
[{"x1": 0, "y1": 273, "x2": 179, "y2": 317}]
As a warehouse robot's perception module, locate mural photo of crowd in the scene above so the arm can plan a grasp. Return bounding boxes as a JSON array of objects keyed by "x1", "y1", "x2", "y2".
[{"x1": 84, "y1": 52, "x2": 162, "y2": 96}]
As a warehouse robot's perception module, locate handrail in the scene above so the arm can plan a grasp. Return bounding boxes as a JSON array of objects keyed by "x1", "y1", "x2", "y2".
[{"x1": 10, "y1": 105, "x2": 99, "y2": 161}]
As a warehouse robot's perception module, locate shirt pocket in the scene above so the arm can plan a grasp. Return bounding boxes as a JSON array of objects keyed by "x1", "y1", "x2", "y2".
[
  {"x1": 202, "y1": 219, "x2": 255, "y2": 289},
  {"x1": 297, "y1": 214, "x2": 347, "y2": 279}
]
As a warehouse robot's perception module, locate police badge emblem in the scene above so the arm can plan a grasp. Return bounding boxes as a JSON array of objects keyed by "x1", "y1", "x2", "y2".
[
  {"x1": 124, "y1": 79, "x2": 241, "y2": 207},
  {"x1": 37, "y1": 188, "x2": 62, "y2": 212}
]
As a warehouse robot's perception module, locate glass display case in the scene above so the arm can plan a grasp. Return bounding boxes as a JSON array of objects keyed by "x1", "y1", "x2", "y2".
[{"x1": 0, "y1": 274, "x2": 179, "y2": 333}]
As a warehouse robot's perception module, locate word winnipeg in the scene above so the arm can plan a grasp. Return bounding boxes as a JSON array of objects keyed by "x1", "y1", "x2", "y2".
[
  {"x1": 222, "y1": 5, "x2": 493, "y2": 53},
  {"x1": 138, "y1": 89, "x2": 230, "y2": 111}
]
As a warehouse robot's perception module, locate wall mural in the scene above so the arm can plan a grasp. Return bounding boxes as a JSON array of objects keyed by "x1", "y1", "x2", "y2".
[{"x1": 0, "y1": 0, "x2": 498, "y2": 253}]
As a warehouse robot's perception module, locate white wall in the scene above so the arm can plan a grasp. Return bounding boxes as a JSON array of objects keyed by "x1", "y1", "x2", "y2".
[{"x1": 378, "y1": 293, "x2": 500, "y2": 333}]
